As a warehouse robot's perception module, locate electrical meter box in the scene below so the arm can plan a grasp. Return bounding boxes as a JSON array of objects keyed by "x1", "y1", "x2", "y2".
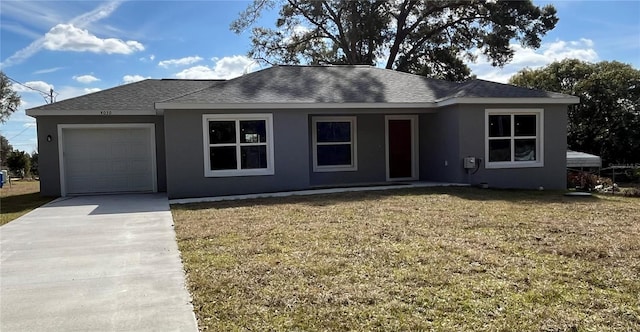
[{"x1": 463, "y1": 157, "x2": 476, "y2": 169}]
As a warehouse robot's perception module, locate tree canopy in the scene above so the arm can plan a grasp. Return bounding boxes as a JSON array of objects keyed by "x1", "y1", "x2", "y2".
[
  {"x1": 509, "y1": 59, "x2": 640, "y2": 166},
  {"x1": 1, "y1": 71, "x2": 21, "y2": 123},
  {"x1": 6, "y1": 150, "x2": 31, "y2": 178},
  {"x1": 232, "y1": 0, "x2": 558, "y2": 81},
  {"x1": 1, "y1": 134, "x2": 13, "y2": 168}
]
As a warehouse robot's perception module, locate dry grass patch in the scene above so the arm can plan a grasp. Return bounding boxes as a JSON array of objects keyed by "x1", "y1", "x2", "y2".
[
  {"x1": 172, "y1": 187, "x2": 640, "y2": 331},
  {"x1": 0, "y1": 180, "x2": 55, "y2": 226}
]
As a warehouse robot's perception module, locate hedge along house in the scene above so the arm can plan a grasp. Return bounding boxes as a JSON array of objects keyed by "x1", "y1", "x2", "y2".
[{"x1": 27, "y1": 65, "x2": 579, "y2": 199}]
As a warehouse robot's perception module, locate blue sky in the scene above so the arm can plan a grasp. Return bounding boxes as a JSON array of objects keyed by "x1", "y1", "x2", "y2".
[{"x1": 1, "y1": 0, "x2": 639, "y2": 153}]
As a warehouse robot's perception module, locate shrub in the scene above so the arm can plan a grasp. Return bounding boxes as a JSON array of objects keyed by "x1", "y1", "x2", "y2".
[
  {"x1": 6, "y1": 150, "x2": 31, "y2": 179},
  {"x1": 622, "y1": 187, "x2": 640, "y2": 197},
  {"x1": 567, "y1": 171, "x2": 612, "y2": 191}
]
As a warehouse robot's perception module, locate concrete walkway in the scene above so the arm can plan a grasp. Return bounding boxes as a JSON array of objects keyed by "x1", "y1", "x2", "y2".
[
  {"x1": 170, "y1": 181, "x2": 469, "y2": 205},
  {"x1": 0, "y1": 194, "x2": 198, "y2": 332}
]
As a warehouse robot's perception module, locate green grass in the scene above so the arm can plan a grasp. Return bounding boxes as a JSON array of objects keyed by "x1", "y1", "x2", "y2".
[
  {"x1": 0, "y1": 180, "x2": 55, "y2": 226},
  {"x1": 171, "y1": 187, "x2": 640, "y2": 331}
]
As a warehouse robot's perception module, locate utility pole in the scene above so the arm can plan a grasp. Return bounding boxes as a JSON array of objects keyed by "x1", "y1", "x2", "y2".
[{"x1": 49, "y1": 88, "x2": 54, "y2": 103}]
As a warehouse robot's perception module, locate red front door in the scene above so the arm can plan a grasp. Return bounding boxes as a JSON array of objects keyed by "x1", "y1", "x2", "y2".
[{"x1": 388, "y1": 119, "x2": 413, "y2": 179}]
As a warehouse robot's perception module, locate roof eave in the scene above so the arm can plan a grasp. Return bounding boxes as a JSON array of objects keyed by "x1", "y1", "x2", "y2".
[
  {"x1": 154, "y1": 102, "x2": 439, "y2": 113},
  {"x1": 26, "y1": 109, "x2": 156, "y2": 117},
  {"x1": 156, "y1": 97, "x2": 580, "y2": 113},
  {"x1": 436, "y1": 96, "x2": 580, "y2": 107},
  {"x1": 26, "y1": 97, "x2": 581, "y2": 117}
]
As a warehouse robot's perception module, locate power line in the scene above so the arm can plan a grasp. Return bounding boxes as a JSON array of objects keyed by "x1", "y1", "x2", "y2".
[
  {"x1": 7, "y1": 125, "x2": 35, "y2": 140},
  {"x1": 6, "y1": 76, "x2": 49, "y2": 95},
  {"x1": 5, "y1": 75, "x2": 59, "y2": 104}
]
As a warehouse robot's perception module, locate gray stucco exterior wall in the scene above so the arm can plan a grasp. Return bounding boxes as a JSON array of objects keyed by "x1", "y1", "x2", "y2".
[
  {"x1": 419, "y1": 106, "x2": 461, "y2": 183},
  {"x1": 163, "y1": 110, "x2": 311, "y2": 199},
  {"x1": 419, "y1": 104, "x2": 568, "y2": 189},
  {"x1": 35, "y1": 115, "x2": 166, "y2": 197},
  {"x1": 164, "y1": 110, "x2": 427, "y2": 199},
  {"x1": 34, "y1": 104, "x2": 568, "y2": 198},
  {"x1": 163, "y1": 105, "x2": 568, "y2": 199},
  {"x1": 308, "y1": 113, "x2": 387, "y2": 187},
  {"x1": 455, "y1": 104, "x2": 568, "y2": 190}
]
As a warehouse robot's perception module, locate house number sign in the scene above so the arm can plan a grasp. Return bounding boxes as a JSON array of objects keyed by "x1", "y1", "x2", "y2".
[{"x1": 100, "y1": 111, "x2": 113, "y2": 115}]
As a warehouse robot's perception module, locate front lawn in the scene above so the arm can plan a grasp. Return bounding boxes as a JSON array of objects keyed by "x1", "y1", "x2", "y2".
[
  {"x1": 0, "y1": 180, "x2": 55, "y2": 226},
  {"x1": 172, "y1": 187, "x2": 640, "y2": 331}
]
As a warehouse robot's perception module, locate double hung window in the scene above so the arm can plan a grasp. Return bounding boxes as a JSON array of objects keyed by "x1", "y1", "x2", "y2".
[
  {"x1": 486, "y1": 109, "x2": 543, "y2": 168},
  {"x1": 312, "y1": 116, "x2": 357, "y2": 172},
  {"x1": 203, "y1": 114, "x2": 274, "y2": 177}
]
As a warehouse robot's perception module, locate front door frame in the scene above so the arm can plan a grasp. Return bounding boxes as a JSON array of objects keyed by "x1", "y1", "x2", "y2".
[{"x1": 385, "y1": 115, "x2": 419, "y2": 181}]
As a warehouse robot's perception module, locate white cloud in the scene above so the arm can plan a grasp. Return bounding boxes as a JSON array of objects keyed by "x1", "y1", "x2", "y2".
[
  {"x1": 509, "y1": 39, "x2": 597, "y2": 66},
  {"x1": 53, "y1": 86, "x2": 102, "y2": 101},
  {"x1": 1, "y1": 22, "x2": 42, "y2": 39},
  {"x1": 174, "y1": 66, "x2": 217, "y2": 79},
  {"x1": 13, "y1": 81, "x2": 55, "y2": 95},
  {"x1": 73, "y1": 74, "x2": 100, "y2": 84},
  {"x1": 122, "y1": 74, "x2": 150, "y2": 84},
  {"x1": 1, "y1": 39, "x2": 46, "y2": 69},
  {"x1": 9, "y1": 82, "x2": 100, "y2": 106},
  {"x1": 42, "y1": 24, "x2": 144, "y2": 54},
  {"x1": 84, "y1": 88, "x2": 101, "y2": 94},
  {"x1": 159, "y1": 56, "x2": 203, "y2": 68},
  {"x1": 33, "y1": 67, "x2": 64, "y2": 74},
  {"x1": 282, "y1": 24, "x2": 311, "y2": 44},
  {"x1": 69, "y1": 1, "x2": 121, "y2": 28},
  {"x1": 0, "y1": 1, "x2": 69, "y2": 32},
  {"x1": 139, "y1": 54, "x2": 156, "y2": 62},
  {"x1": 469, "y1": 38, "x2": 599, "y2": 83},
  {"x1": 0, "y1": 1, "x2": 123, "y2": 68},
  {"x1": 174, "y1": 55, "x2": 259, "y2": 79}
]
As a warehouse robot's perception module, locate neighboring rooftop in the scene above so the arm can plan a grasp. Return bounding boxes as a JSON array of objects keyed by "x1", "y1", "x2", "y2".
[{"x1": 567, "y1": 150, "x2": 602, "y2": 168}]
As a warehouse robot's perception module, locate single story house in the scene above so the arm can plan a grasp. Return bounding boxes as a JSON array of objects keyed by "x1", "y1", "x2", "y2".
[{"x1": 27, "y1": 65, "x2": 579, "y2": 199}]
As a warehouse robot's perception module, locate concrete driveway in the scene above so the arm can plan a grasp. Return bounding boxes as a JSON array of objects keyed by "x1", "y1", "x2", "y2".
[{"x1": 0, "y1": 194, "x2": 198, "y2": 332}]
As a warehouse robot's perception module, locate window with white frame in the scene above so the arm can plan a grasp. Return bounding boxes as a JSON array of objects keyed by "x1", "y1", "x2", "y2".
[
  {"x1": 312, "y1": 116, "x2": 357, "y2": 172},
  {"x1": 485, "y1": 109, "x2": 544, "y2": 168},
  {"x1": 203, "y1": 114, "x2": 274, "y2": 177}
]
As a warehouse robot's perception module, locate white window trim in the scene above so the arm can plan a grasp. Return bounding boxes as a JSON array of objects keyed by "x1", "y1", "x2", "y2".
[
  {"x1": 312, "y1": 116, "x2": 358, "y2": 172},
  {"x1": 202, "y1": 113, "x2": 274, "y2": 177},
  {"x1": 485, "y1": 109, "x2": 544, "y2": 169}
]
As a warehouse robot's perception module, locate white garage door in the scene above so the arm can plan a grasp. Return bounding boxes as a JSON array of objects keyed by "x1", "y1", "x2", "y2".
[{"x1": 60, "y1": 125, "x2": 156, "y2": 195}]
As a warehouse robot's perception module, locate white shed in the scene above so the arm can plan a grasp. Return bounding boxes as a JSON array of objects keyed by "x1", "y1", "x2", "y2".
[{"x1": 567, "y1": 150, "x2": 602, "y2": 168}]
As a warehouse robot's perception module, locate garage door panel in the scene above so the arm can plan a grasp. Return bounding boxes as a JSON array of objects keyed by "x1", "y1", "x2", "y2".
[
  {"x1": 94, "y1": 160, "x2": 111, "y2": 173},
  {"x1": 130, "y1": 160, "x2": 151, "y2": 171},
  {"x1": 62, "y1": 126, "x2": 155, "y2": 195},
  {"x1": 65, "y1": 159, "x2": 86, "y2": 174},
  {"x1": 111, "y1": 161, "x2": 128, "y2": 172}
]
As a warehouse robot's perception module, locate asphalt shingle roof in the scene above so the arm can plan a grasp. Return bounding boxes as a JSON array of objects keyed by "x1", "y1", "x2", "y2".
[
  {"x1": 28, "y1": 65, "x2": 576, "y2": 114},
  {"x1": 162, "y1": 65, "x2": 575, "y2": 105},
  {"x1": 160, "y1": 65, "x2": 461, "y2": 104},
  {"x1": 446, "y1": 79, "x2": 570, "y2": 99},
  {"x1": 28, "y1": 79, "x2": 221, "y2": 112}
]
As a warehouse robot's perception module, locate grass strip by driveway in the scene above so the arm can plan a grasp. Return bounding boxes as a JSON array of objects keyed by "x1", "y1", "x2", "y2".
[
  {"x1": 172, "y1": 187, "x2": 640, "y2": 331},
  {"x1": 1, "y1": 180, "x2": 55, "y2": 226}
]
